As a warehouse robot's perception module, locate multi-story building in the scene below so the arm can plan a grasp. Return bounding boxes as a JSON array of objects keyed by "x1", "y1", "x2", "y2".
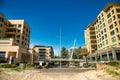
[
  {"x1": 0, "y1": 14, "x2": 31, "y2": 63},
  {"x1": 85, "y1": 24, "x2": 97, "y2": 54},
  {"x1": 85, "y1": 3, "x2": 120, "y2": 62},
  {"x1": 31, "y1": 45, "x2": 54, "y2": 64}
]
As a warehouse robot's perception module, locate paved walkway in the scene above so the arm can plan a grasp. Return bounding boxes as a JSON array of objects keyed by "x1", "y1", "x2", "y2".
[{"x1": 38, "y1": 68, "x2": 95, "y2": 73}]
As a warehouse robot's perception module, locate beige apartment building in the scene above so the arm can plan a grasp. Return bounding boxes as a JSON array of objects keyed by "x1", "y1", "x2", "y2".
[
  {"x1": 31, "y1": 45, "x2": 54, "y2": 64},
  {"x1": 85, "y1": 3, "x2": 120, "y2": 62},
  {"x1": 85, "y1": 24, "x2": 97, "y2": 54},
  {"x1": 0, "y1": 14, "x2": 31, "y2": 64}
]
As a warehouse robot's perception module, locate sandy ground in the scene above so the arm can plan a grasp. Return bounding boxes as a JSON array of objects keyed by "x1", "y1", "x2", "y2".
[{"x1": 0, "y1": 68, "x2": 120, "y2": 80}]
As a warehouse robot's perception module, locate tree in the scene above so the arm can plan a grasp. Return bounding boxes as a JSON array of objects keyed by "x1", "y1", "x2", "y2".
[
  {"x1": 79, "y1": 48, "x2": 89, "y2": 65},
  {"x1": 61, "y1": 47, "x2": 68, "y2": 58}
]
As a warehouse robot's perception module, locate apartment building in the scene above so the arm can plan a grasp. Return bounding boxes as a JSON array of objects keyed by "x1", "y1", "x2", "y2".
[
  {"x1": 0, "y1": 14, "x2": 31, "y2": 63},
  {"x1": 85, "y1": 24, "x2": 97, "y2": 54},
  {"x1": 31, "y1": 45, "x2": 54, "y2": 64},
  {"x1": 85, "y1": 3, "x2": 120, "y2": 62}
]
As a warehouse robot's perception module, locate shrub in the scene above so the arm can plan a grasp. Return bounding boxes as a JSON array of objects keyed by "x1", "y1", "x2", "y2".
[
  {"x1": 0, "y1": 63, "x2": 17, "y2": 68},
  {"x1": 27, "y1": 63, "x2": 35, "y2": 68},
  {"x1": 35, "y1": 65, "x2": 42, "y2": 69},
  {"x1": 106, "y1": 69, "x2": 119, "y2": 76},
  {"x1": 108, "y1": 61, "x2": 119, "y2": 67}
]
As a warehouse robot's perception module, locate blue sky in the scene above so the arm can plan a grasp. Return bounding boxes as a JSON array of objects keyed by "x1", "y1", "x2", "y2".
[{"x1": 0, "y1": 0, "x2": 119, "y2": 56}]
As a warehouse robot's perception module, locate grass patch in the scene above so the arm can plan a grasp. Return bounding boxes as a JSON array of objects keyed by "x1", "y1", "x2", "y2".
[
  {"x1": 106, "y1": 69, "x2": 119, "y2": 76},
  {"x1": 11, "y1": 67, "x2": 21, "y2": 72},
  {"x1": 0, "y1": 63, "x2": 22, "y2": 72}
]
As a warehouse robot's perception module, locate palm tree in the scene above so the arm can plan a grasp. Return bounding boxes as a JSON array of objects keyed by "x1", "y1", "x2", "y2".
[{"x1": 79, "y1": 48, "x2": 89, "y2": 65}]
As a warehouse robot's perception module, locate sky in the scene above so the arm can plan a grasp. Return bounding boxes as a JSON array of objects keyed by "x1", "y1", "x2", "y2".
[{"x1": 0, "y1": 0, "x2": 120, "y2": 56}]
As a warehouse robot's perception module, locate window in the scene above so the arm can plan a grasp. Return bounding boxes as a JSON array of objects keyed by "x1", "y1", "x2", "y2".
[
  {"x1": 107, "y1": 13, "x2": 111, "y2": 18},
  {"x1": 110, "y1": 30, "x2": 115, "y2": 36},
  {"x1": 22, "y1": 41, "x2": 24, "y2": 45},
  {"x1": 116, "y1": 28, "x2": 119, "y2": 33},
  {"x1": 118, "y1": 14, "x2": 120, "y2": 19},
  {"x1": 102, "y1": 36, "x2": 104, "y2": 40},
  {"x1": 0, "y1": 17, "x2": 4, "y2": 22},
  {"x1": 106, "y1": 40, "x2": 108, "y2": 45},
  {"x1": 117, "y1": 35, "x2": 120, "y2": 40},
  {"x1": 103, "y1": 23, "x2": 105, "y2": 27},
  {"x1": 100, "y1": 21, "x2": 102, "y2": 24},
  {"x1": 98, "y1": 25, "x2": 99, "y2": 28},
  {"x1": 0, "y1": 52, "x2": 5, "y2": 58},
  {"x1": 108, "y1": 18, "x2": 112, "y2": 24},
  {"x1": 18, "y1": 30, "x2": 21, "y2": 33},
  {"x1": 102, "y1": 18, "x2": 104, "y2": 22},
  {"x1": 104, "y1": 28, "x2": 106, "y2": 32},
  {"x1": 113, "y1": 15, "x2": 116, "y2": 20},
  {"x1": 96, "y1": 26, "x2": 97, "y2": 29},
  {"x1": 101, "y1": 31, "x2": 103, "y2": 34},
  {"x1": 100, "y1": 38, "x2": 101, "y2": 42},
  {"x1": 16, "y1": 35, "x2": 20, "y2": 38},
  {"x1": 116, "y1": 9, "x2": 120, "y2": 13},
  {"x1": 105, "y1": 34, "x2": 107, "y2": 38},
  {"x1": 114, "y1": 21, "x2": 117, "y2": 26},
  {"x1": 109, "y1": 24, "x2": 113, "y2": 30},
  {"x1": 101, "y1": 13, "x2": 103, "y2": 17},
  {"x1": 112, "y1": 10, "x2": 114, "y2": 14},
  {"x1": 18, "y1": 24, "x2": 22, "y2": 28},
  {"x1": 16, "y1": 40, "x2": 19, "y2": 43},
  {"x1": 4, "y1": 21, "x2": 7, "y2": 25},
  {"x1": 111, "y1": 37, "x2": 116, "y2": 43},
  {"x1": 100, "y1": 26, "x2": 102, "y2": 29},
  {"x1": 100, "y1": 43, "x2": 102, "y2": 47},
  {"x1": 22, "y1": 36, "x2": 24, "y2": 40}
]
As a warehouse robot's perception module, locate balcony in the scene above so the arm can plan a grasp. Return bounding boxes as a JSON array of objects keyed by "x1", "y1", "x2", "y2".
[
  {"x1": 7, "y1": 25, "x2": 17, "y2": 30},
  {"x1": 0, "y1": 38, "x2": 18, "y2": 46},
  {"x1": 6, "y1": 30, "x2": 16, "y2": 35}
]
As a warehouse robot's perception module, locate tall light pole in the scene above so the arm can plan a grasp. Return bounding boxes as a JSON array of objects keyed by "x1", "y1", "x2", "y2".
[{"x1": 60, "y1": 28, "x2": 62, "y2": 68}]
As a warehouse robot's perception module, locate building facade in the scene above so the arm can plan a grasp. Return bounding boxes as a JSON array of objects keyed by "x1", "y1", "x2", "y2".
[
  {"x1": 84, "y1": 3, "x2": 120, "y2": 62},
  {"x1": 85, "y1": 25, "x2": 97, "y2": 54},
  {"x1": 31, "y1": 45, "x2": 54, "y2": 64},
  {"x1": 0, "y1": 14, "x2": 31, "y2": 63}
]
